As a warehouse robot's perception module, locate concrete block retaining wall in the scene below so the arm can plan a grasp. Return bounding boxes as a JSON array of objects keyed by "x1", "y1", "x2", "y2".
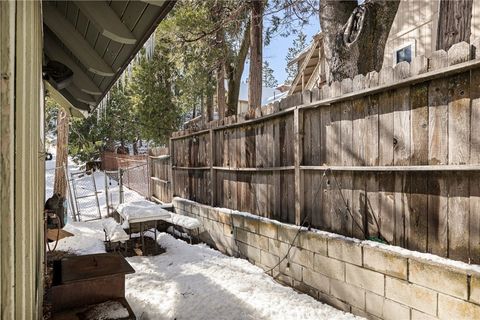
[{"x1": 172, "y1": 197, "x2": 480, "y2": 320}]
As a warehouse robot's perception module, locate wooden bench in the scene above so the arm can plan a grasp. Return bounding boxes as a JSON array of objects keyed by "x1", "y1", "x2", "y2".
[
  {"x1": 160, "y1": 212, "x2": 202, "y2": 243},
  {"x1": 102, "y1": 218, "x2": 130, "y2": 252}
]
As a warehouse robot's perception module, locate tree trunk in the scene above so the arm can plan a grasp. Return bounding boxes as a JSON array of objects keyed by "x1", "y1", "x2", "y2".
[
  {"x1": 53, "y1": 108, "x2": 69, "y2": 198},
  {"x1": 226, "y1": 20, "x2": 250, "y2": 116},
  {"x1": 248, "y1": 0, "x2": 264, "y2": 114},
  {"x1": 216, "y1": 62, "x2": 226, "y2": 118},
  {"x1": 133, "y1": 139, "x2": 138, "y2": 155},
  {"x1": 206, "y1": 78, "x2": 214, "y2": 121},
  {"x1": 320, "y1": 0, "x2": 400, "y2": 83},
  {"x1": 437, "y1": 0, "x2": 473, "y2": 50}
]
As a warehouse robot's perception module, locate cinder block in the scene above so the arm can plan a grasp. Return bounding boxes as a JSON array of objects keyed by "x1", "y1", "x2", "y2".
[
  {"x1": 438, "y1": 293, "x2": 480, "y2": 320},
  {"x1": 223, "y1": 223, "x2": 233, "y2": 236},
  {"x1": 313, "y1": 254, "x2": 345, "y2": 281},
  {"x1": 411, "y1": 309, "x2": 438, "y2": 320},
  {"x1": 350, "y1": 307, "x2": 381, "y2": 320},
  {"x1": 292, "y1": 280, "x2": 318, "y2": 299},
  {"x1": 274, "y1": 273, "x2": 293, "y2": 287},
  {"x1": 280, "y1": 260, "x2": 303, "y2": 282},
  {"x1": 298, "y1": 231, "x2": 327, "y2": 255},
  {"x1": 346, "y1": 264, "x2": 384, "y2": 295},
  {"x1": 385, "y1": 276, "x2": 437, "y2": 316},
  {"x1": 278, "y1": 224, "x2": 301, "y2": 244},
  {"x1": 198, "y1": 206, "x2": 209, "y2": 218},
  {"x1": 330, "y1": 278, "x2": 366, "y2": 310},
  {"x1": 236, "y1": 228, "x2": 249, "y2": 244},
  {"x1": 216, "y1": 210, "x2": 231, "y2": 224},
  {"x1": 289, "y1": 246, "x2": 314, "y2": 269},
  {"x1": 238, "y1": 242, "x2": 260, "y2": 263},
  {"x1": 207, "y1": 208, "x2": 218, "y2": 221},
  {"x1": 470, "y1": 274, "x2": 480, "y2": 304},
  {"x1": 366, "y1": 292, "x2": 410, "y2": 320},
  {"x1": 231, "y1": 215, "x2": 244, "y2": 228},
  {"x1": 363, "y1": 246, "x2": 408, "y2": 280},
  {"x1": 303, "y1": 268, "x2": 330, "y2": 293},
  {"x1": 172, "y1": 198, "x2": 182, "y2": 210},
  {"x1": 328, "y1": 237, "x2": 362, "y2": 266},
  {"x1": 258, "y1": 220, "x2": 278, "y2": 239},
  {"x1": 318, "y1": 291, "x2": 351, "y2": 313},
  {"x1": 409, "y1": 259, "x2": 468, "y2": 300},
  {"x1": 248, "y1": 233, "x2": 269, "y2": 251},
  {"x1": 260, "y1": 250, "x2": 279, "y2": 268},
  {"x1": 191, "y1": 204, "x2": 199, "y2": 215},
  {"x1": 210, "y1": 221, "x2": 224, "y2": 240},
  {"x1": 268, "y1": 238, "x2": 289, "y2": 257},
  {"x1": 243, "y1": 217, "x2": 259, "y2": 233}
]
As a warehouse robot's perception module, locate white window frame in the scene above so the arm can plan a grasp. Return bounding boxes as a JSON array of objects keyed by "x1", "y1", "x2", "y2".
[{"x1": 393, "y1": 41, "x2": 416, "y2": 66}]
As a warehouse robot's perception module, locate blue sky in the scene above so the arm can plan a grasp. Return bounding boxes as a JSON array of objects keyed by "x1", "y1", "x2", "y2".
[{"x1": 243, "y1": 16, "x2": 320, "y2": 85}]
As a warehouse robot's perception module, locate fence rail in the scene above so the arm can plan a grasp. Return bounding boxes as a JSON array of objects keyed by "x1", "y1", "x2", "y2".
[{"x1": 154, "y1": 41, "x2": 480, "y2": 264}]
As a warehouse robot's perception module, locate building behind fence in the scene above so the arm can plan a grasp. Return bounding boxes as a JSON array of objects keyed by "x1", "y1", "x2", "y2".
[{"x1": 152, "y1": 40, "x2": 480, "y2": 264}]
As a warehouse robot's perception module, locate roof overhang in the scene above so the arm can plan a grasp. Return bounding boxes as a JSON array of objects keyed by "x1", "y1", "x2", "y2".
[{"x1": 42, "y1": 0, "x2": 175, "y2": 117}]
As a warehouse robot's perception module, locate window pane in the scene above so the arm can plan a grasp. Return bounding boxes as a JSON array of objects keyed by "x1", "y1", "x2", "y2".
[{"x1": 396, "y1": 45, "x2": 412, "y2": 64}]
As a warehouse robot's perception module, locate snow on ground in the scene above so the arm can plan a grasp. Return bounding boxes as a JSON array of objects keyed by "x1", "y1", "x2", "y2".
[
  {"x1": 45, "y1": 149, "x2": 362, "y2": 320},
  {"x1": 126, "y1": 233, "x2": 361, "y2": 320},
  {"x1": 45, "y1": 146, "x2": 144, "y2": 221}
]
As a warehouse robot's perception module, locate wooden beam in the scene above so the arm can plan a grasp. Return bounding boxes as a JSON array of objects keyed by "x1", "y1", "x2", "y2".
[
  {"x1": 141, "y1": 0, "x2": 167, "y2": 6},
  {"x1": 294, "y1": 108, "x2": 304, "y2": 225},
  {"x1": 74, "y1": 1, "x2": 137, "y2": 45},
  {"x1": 43, "y1": 6, "x2": 115, "y2": 76},
  {"x1": 59, "y1": 89, "x2": 92, "y2": 112},
  {"x1": 44, "y1": 81, "x2": 87, "y2": 119},
  {"x1": 65, "y1": 84, "x2": 96, "y2": 105},
  {"x1": 44, "y1": 33, "x2": 102, "y2": 96},
  {"x1": 300, "y1": 165, "x2": 480, "y2": 172}
]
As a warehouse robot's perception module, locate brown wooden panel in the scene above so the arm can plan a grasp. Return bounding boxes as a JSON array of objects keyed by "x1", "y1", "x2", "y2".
[
  {"x1": 448, "y1": 172, "x2": 470, "y2": 260},
  {"x1": 378, "y1": 173, "x2": 395, "y2": 244},
  {"x1": 408, "y1": 172, "x2": 428, "y2": 252}
]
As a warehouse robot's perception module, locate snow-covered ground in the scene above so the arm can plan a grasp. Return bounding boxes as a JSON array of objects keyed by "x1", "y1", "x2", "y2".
[
  {"x1": 45, "y1": 147, "x2": 144, "y2": 221},
  {"x1": 126, "y1": 233, "x2": 361, "y2": 320},
  {"x1": 45, "y1": 148, "x2": 362, "y2": 320}
]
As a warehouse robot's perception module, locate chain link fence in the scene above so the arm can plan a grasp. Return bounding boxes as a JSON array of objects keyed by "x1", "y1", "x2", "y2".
[{"x1": 69, "y1": 170, "x2": 102, "y2": 221}]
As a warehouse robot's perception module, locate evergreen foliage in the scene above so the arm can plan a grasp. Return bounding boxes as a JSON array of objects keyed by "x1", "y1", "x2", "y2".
[
  {"x1": 285, "y1": 31, "x2": 308, "y2": 84},
  {"x1": 263, "y1": 61, "x2": 278, "y2": 88}
]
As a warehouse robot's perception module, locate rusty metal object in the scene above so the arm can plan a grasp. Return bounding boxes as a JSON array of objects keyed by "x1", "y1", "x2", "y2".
[{"x1": 47, "y1": 253, "x2": 134, "y2": 313}]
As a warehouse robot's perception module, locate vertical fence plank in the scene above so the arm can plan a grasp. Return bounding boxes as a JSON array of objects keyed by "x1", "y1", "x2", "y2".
[{"x1": 294, "y1": 107, "x2": 304, "y2": 225}]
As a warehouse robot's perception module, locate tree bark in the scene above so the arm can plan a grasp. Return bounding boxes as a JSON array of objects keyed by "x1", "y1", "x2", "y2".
[
  {"x1": 320, "y1": 0, "x2": 400, "y2": 83},
  {"x1": 437, "y1": 0, "x2": 473, "y2": 50},
  {"x1": 216, "y1": 61, "x2": 226, "y2": 118},
  {"x1": 206, "y1": 74, "x2": 214, "y2": 121},
  {"x1": 53, "y1": 108, "x2": 69, "y2": 198},
  {"x1": 248, "y1": 0, "x2": 264, "y2": 114},
  {"x1": 226, "y1": 20, "x2": 250, "y2": 116}
]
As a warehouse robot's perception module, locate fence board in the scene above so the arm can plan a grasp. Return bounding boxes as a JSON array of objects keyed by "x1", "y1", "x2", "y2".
[{"x1": 159, "y1": 47, "x2": 480, "y2": 263}]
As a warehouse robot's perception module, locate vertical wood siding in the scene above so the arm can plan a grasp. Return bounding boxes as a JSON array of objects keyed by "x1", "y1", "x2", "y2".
[{"x1": 1, "y1": 1, "x2": 44, "y2": 318}]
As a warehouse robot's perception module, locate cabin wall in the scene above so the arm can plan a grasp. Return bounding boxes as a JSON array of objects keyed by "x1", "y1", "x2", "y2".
[{"x1": 0, "y1": 1, "x2": 44, "y2": 318}]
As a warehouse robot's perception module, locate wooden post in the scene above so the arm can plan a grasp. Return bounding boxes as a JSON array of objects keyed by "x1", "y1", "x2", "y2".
[
  {"x1": 169, "y1": 138, "x2": 175, "y2": 200},
  {"x1": 294, "y1": 107, "x2": 304, "y2": 225},
  {"x1": 147, "y1": 156, "x2": 153, "y2": 200},
  {"x1": 209, "y1": 129, "x2": 216, "y2": 206}
]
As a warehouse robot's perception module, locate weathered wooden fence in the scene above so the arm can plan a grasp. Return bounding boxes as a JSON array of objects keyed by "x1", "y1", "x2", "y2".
[
  {"x1": 156, "y1": 40, "x2": 480, "y2": 263},
  {"x1": 149, "y1": 155, "x2": 172, "y2": 203}
]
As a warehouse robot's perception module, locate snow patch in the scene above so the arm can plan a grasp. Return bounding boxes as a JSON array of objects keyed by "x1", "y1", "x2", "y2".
[{"x1": 125, "y1": 233, "x2": 362, "y2": 320}]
